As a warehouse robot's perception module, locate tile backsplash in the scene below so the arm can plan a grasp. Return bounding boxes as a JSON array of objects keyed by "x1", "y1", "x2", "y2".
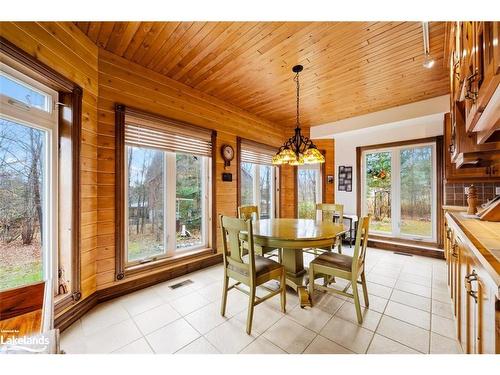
[{"x1": 445, "y1": 182, "x2": 500, "y2": 207}]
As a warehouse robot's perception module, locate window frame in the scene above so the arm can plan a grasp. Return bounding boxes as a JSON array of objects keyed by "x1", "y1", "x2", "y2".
[
  {"x1": 356, "y1": 136, "x2": 444, "y2": 248},
  {"x1": 0, "y1": 71, "x2": 58, "y2": 291},
  {"x1": 236, "y1": 137, "x2": 280, "y2": 219},
  {"x1": 360, "y1": 142, "x2": 437, "y2": 242},
  {"x1": 0, "y1": 36, "x2": 83, "y2": 316},
  {"x1": 123, "y1": 147, "x2": 212, "y2": 267},
  {"x1": 115, "y1": 104, "x2": 217, "y2": 279}
]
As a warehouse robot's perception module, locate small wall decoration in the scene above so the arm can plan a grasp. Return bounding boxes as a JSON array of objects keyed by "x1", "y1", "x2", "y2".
[
  {"x1": 338, "y1": 166, "x2": 353, "y2": 192},
  {"x1": 221, "y1": 144, "x2": 234, "y2": 168},
  {"x1": 327, "y1": 175, "x2": 334, "y2": 184}
]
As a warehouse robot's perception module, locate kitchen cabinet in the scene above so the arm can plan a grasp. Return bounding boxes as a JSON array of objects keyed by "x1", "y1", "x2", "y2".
[
  {"x1": 444, "y1": 211, "x2": 500, "y2": 354},
  {"x1": 444, "y1": 112, "x2": 500, "y2": 181},
  {"x1": 446, "y1": 22, "x2": 500, "y2": 157}
]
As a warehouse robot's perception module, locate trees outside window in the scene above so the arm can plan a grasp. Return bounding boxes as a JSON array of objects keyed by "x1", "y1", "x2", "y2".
[
  {"x1": 240, "y1": 162, "x2": 277, "y2": 219},
  {"x1": 364, "y1": 151, "x2": 392, "y2": 233},
  {"x1": 125, "y1": 145, "x2": 210, "y2": 264},
  {"x1": 0, "y1": 67, "x2": 57, "y2": 291},
  {"x1": 127, "y1": 146, "x2": 164, "y2": 262},
  {"x1": 297, "y1": 164, "x2": 321, "y2": 219},
  {"x1": 362, "y1": 143, "x2": 436, "y2": 241},
  {"x1": 0, "y1": 119, "x2": 46, "y2": 290}
]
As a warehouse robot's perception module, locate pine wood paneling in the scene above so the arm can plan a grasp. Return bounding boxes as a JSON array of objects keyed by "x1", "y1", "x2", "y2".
[
  {"x1": 315, "y1": 139, "x2": 335, "y2": 203},
  {"x1": 1, "y1": 22, "x2": 99, "y2": 300},
  {"x1": 77, "y1": 21, "x2": 449, "y2": 127},
  {"x1": 96, "y1": 50, "x2": 291, "y2": 290}
]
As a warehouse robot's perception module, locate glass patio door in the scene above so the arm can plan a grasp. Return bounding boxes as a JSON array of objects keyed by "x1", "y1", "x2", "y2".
[{"x1": 362, "y1": 142, "x2": 436, "y2": 242}]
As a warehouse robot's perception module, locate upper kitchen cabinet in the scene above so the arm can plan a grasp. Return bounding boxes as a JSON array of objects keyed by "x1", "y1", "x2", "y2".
[
  {"x1": 449, "y1": 22, "x2": 500, "y2": 141},
  {"x1": 445, "y1": 22, "x2": 500, "y2": 174}
]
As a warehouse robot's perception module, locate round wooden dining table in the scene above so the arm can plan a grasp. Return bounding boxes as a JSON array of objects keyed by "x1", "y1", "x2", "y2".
[{"x1": 250, "y1": 218, "x2": 347, "y2": 307}]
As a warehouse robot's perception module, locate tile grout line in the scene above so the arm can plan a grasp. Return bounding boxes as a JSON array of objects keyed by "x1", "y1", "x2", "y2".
[
  {"x1": 62, "y1": 249, "x2": 459, "y2": 354},
  {"x1": 364, "y1": 258, "x2": 395, "y2": 353}
]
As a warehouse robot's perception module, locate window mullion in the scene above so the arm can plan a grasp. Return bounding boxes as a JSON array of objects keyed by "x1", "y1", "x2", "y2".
[
  {"x1": 392, "y1": 149, "x2": 400, "y2": 237},
  {"x1": 165, "y1": 152, "x2": 176, "y2": 257},
  {"x1": 254, "y1": 165, "x2": 260, "y2": 218}
]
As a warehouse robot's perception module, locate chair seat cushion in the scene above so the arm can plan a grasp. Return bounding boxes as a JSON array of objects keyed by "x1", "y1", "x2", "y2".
[
  {"x1": 311, "y1": 252, "x2": 353, "y2": 271},
  {"x1": 228, "y1": 255, "x2": 282, "y2": 277}
]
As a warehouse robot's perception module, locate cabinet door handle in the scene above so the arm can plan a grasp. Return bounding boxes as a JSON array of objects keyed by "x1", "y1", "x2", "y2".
[
  {"x1": 465, "y1": 270, "x2": 478, "y2": 302},
  {"x1": 465, "y1": 72, "x2": 479, "y2": 102}
]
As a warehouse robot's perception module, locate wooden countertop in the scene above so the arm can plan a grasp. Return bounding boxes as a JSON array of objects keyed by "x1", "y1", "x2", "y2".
[{"x1": 447, "y1": 211, "x2": 500, "y2": 287}]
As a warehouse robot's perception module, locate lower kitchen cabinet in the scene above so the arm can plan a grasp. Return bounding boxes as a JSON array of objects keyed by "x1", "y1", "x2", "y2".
[{"x1": 445, "y1": 211, "x2": 500, "y2": 354}]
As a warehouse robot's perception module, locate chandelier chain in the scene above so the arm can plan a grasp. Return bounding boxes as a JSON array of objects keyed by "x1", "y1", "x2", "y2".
[{"x1": 294, "y1": 72, "x2": 300, "y2": 128}]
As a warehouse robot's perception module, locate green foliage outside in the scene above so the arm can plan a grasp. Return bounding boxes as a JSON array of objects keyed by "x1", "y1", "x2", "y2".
[
  {"x1": 0, "y1": 262, "x2": 42, "y2": 291},
  {"x1": 298, "y1": 201, "x2": 316, "y2": 219},
  {"x1": 176, "y1": 153, "x2": 202, "y2": 232},
  {"x1": 366, "y1": 146, "x2": 433, "y2": 237}
]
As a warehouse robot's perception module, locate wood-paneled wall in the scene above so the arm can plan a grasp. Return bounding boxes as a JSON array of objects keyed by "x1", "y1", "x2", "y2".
[
  {"x1": 96, "y1": 49, "x2": 289, "y2": 289},
  {"x1": 1, "y1": 22, "x2": 335, "y2": 300},
  {"x1": 1, "y1": 22, "x2": 99, "y2": 300},
  {"x1": 315, "y1": 139, "x2": 335, "y2": 203}
]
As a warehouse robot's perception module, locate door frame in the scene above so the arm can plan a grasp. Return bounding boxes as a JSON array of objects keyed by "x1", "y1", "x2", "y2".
[{"x1": 356, "y1": 136, "x2": 444, "y2": 248}]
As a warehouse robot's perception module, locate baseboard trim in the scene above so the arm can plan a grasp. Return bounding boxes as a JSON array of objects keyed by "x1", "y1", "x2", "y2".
[
  {"x1": 54, "y1": 292, "x2": 98, "y2": 333},
  {"x1": 368, "y1": 238, "x2": 444, "y2": 259},
  {"x1": 55, "y1": 253, "x2": 223, "y2": 333}
]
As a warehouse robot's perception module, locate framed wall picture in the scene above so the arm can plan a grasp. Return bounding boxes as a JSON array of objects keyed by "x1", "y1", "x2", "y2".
[{"x1": 338, "y1": 165, "x2": 352, "y2": 192}]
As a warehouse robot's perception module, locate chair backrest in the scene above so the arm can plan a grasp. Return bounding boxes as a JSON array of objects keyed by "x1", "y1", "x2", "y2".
[
  {"x1": 316, "y1": 203, "x2": 344, "y2": 224},
  {"x1": 219, "y1": 215, "x2": 255, "y2": 277},
  {"x1": 238, "y1": 205, "x2": 259, "y2": 220},
  {"x1": 352, "y1": 215, "x2": 371, "y2": 271}
]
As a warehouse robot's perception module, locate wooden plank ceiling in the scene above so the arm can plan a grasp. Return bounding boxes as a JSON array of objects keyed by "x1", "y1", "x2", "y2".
[{"x1": 76, "y1": 21, "x2": 449, "y2": 127}]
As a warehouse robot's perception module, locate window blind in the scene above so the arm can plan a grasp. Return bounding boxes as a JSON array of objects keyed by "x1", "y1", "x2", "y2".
[
  {"x1": 124, "y1": 108, "x2": 212, "y2": 157},
  {"x1": 240, "y1": 139, "x2": 277, "y2": 166}
]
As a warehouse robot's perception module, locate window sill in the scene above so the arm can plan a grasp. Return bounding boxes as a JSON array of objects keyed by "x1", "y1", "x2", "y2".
[{"x1": 122, "y1": 247, "x2": 216, "y2": 278}]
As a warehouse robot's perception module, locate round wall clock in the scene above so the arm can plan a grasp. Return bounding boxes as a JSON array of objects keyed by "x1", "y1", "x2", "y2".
[{"x1": 221, "y1": 144, "x2": 234, "y2": 168}]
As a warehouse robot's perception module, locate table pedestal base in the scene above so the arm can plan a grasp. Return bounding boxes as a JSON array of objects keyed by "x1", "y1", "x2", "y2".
[{"x1": 282, "y1": 248, "x2": 312, "y2": 308}]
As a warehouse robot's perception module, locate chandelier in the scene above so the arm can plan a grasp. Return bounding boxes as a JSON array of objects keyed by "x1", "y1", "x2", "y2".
[{"x1": 272, "y1": 65, "x2": 325, "y2": 165}]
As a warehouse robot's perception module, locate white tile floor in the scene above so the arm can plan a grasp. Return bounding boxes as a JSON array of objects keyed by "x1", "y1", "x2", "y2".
[{"x1": 61, "y1": 247, "x2": 463, "y2": 354}]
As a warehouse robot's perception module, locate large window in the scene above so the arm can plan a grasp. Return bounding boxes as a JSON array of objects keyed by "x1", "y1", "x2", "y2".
[
  {"x1": 119, "y1": 107, "x2": 213, "y2": 272},
  {"x1": 0, "y1": 64, "x2": 58, "y2": 291},
  {"x1": 361, "y1": 141, "x2": 437, "y2": 242},
  {"x1": 240, "y1": 163, "x2": 277, "y2": 219},
  {"x1": 126, "y1": 147, "x2": 165, "y2": 262},
  {"x1": 239, "y1": 139, "x2": 279, "y2": 219},
  {"x1": 126, "y1": 148, "x2": 210, "y2": 264},
  {"x1": 297, "y1": 164, "x2": 322, "y2": 219}
]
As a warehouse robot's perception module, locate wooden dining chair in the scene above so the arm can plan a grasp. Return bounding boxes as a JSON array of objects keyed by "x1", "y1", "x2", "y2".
[
  {"x1": 308, "y1": 215, "x2": 371, "y2": 324},
  {"x1": 238, "y1": 205, "x2": 281, "y2": 262},
  {"x1": 220, "y1": 215, "x2": 286, "y2": 334},
  {"x1": 317, "y1": 203, "x2": 344, "y2": 253},
  {"x1": 304, "y1": 203, "x2": 344, "y2": 257},
  {"x1": 238, "y1": 205, "x2": 259, "y2": 221}
]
